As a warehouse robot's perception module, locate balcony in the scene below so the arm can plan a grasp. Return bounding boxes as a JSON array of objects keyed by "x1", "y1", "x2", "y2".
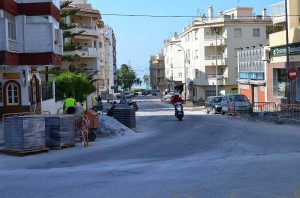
[
  {"x1": 64, "y1": 47, "x2": 99, "y2": 58},
  {"x1": 70, "y1": 24, "x2": 98, "y2": 39},
  {"x1": 204, "y1": 55, "x2": 227, "y2": 66},
  {"x1": 270, "y1": 1, "x2": 285, "y2": 24},
  {"x1": 204, "y1": 35, "x2": 226, "y2": 46}
]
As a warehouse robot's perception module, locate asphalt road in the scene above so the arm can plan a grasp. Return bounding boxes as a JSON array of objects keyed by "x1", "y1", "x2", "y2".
[{"x1": 0, "y1": 96, "x2": 300, "y2": 198}]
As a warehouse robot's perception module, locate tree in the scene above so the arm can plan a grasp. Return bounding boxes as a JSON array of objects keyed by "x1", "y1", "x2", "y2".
[
  {"x1": 143, "y1": 74, "x2": 150, "y2": 89},
  {"x1": 135, "y1": 78, "x2": 142, "y2": 85},
  {"x1": 117, "y1": 64, "x2": 137, "y2": 90},
  {"x1": 54, "y1": 72, "x2": 95, "y2": 102}
]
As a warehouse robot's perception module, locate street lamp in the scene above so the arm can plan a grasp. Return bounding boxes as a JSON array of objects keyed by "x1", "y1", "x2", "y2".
[
  {"x1": 156, "y1": 64, "x2": 158, "y2": 90},
  {"x1": 175, "y1": 45, "x2": 187, "y2": 101},
  {"x1": 285, "y1": 0, "x2": 291, "y2": 104}
]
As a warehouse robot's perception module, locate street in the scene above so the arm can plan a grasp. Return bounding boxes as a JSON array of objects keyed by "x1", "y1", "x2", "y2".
[{"x1": 1, "y1": 96, "x2": 300, "y2": 198}]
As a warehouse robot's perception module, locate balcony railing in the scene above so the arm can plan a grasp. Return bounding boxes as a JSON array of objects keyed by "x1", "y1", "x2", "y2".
[
  {"x1": 205, "y1": 55, "x2": 223, "y2": 60},
  {"x1": 270, "y1": 1, "x2": 285, "y2": 24},
  {"x1": 204, "y1": 35, "x2": 222, "y2": 41},
  {"x1": 78, "y1": 25, "x2": 96, "y2": 30}
]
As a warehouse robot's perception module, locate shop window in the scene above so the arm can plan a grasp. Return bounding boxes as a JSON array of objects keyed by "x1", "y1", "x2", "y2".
[
  {"x1": 6, "y1": 82, "x2": 20, "y2": 105},
  {"x1": 273, "y1": 68, "x2": 287, "y2": 97}
]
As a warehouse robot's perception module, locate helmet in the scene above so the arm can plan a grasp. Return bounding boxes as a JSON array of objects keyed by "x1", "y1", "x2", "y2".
[{"x1": 175, "y1": 92, "x2": 179, "y2": 96}]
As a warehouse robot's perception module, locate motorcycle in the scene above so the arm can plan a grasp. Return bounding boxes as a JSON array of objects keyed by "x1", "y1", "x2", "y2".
[
  {"x1": 127, "y1": 99, "x2": 139, "y2": 111},
  {"x1": 174, "y1": 102, "x2": 184, "y2": 121},
  {"x1": 106, "y1": 101, "x2": 117, "y2": 117},
  {"x1": 91, "y1": 103, "x2": 103, "y2": 114}
]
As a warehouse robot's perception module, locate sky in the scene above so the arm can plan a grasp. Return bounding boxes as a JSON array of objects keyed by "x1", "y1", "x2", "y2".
[{"x1": 89, "y1": 0, "x2": 281, "y2": 81}]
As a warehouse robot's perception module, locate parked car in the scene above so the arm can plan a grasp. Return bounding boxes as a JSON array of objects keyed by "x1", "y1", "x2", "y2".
[
  {"x1": 117, "y1": 91, "x2": 134, "y2": 98},
  {"x1": 221, "y1": 94, "x2": 252, "y2": 115},
  {"x1": 123, "y1": 91, "x2": 133, "y2": 98},
  {"x1": 163, "y1": 91, "x2": 175, "y2": 101},
  {"x1": 152, "y1": 90, "x2": 160, "y2": 96},
  {"x1": 205, "y1": 96, "x2": 223, "y2": 114}
]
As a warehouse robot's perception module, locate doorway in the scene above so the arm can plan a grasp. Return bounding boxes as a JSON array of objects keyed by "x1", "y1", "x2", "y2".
[{"x1": 30, "y1": 75, "x2": 41, "y2": 113}]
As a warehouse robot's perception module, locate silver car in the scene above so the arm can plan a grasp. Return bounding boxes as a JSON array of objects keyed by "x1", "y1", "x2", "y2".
[
  {"x1": 163, "y1": 91, "x2": 175, "y2": 101},
  {"x1": 221, "y1": 94, "x2": 252, "y2": 115}
]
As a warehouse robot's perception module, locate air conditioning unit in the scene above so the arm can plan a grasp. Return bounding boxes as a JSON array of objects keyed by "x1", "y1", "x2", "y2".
[{"x1": 262, "y1": 47, "x2": 270, "y2": 61}]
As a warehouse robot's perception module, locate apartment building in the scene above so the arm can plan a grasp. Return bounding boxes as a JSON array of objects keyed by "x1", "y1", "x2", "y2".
[
  {"x1": 267, "y1": 0, "x2": 300, "y2": 104},
  {"x1": 149, "y1": 53, "x2": 166, "y2": 92},
  {"x1": 164, "y1": 32, "x2": 184, "y2": 93},
  {"x1": 165, "y1": 6, "x2": 272, "y2": 102},
  {"x1": 101, "y1": 26, "x2": 117, "y2": 100},
  {"x1": 61, "y1": 0, "x2": 104, "y2": 108},
  {"x1": 0, "y1": 0, "x2": 63, "y2": 116}
]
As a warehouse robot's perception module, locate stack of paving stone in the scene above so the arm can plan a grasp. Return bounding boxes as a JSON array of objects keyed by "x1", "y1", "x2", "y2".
[
  {"x1": 45, "y1": 115, "x2": 75, "y2": 148},
  {"x1": 113, "y1": 104, "x2": 136, "y2": 129},
  {"x1": 4, "y1": 116, "x2": 46, "y2": 151}
]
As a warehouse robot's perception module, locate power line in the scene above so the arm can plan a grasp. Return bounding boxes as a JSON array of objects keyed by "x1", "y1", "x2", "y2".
[
  {"x1": 101, "y1": 13, "x2": 195, "y2": 18},
  {"x1": 101, "y1": 13, "x2": 300, "y2": 18}
]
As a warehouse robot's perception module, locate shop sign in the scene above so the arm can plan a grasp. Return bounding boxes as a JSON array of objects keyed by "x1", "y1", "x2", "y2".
[
  {"x1": 270, "y1": 43, "x2": 300, "y2": 57},
  {"x1": 3, "y1": 73, "x2": 20, "y2": 79},
  {"x1": 239, "y1": 72, "x2": 264, "y2": 80}
]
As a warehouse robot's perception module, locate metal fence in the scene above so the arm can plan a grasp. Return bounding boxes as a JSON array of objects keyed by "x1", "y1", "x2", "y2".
[
  {"x1": 242, "y1": 102, "x2": 300, "y2": 124},
  {"x1": 274, "y1": 104, "x2": 300, "y2": 125}
]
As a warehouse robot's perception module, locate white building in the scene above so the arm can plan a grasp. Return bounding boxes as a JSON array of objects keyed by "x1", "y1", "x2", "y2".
[
  {"x1": 164, "y1": 6, "x2": 273, "y2": 102},
  {"x1": 0, "y1": 0, "x2": 63, "y2": 116},
  {"x1": 164, "y1": 32, "x2": 184, "y2": 92},
  {"x1": 60, "y1": 0, "x2": 106, "y2": 109},
  {"x1": 100, "y1": 26, "x2": 117, "y2": 100}
]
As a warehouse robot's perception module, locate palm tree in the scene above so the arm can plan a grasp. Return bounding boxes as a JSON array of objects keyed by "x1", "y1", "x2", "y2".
[{"x1": 143, "y1": 74, "x2": 150, "y2": 89}]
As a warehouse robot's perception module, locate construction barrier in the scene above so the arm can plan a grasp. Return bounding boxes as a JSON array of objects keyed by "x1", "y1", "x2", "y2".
[{"x1": 274, "y1": 104, "x2": 300, "y2": 125}]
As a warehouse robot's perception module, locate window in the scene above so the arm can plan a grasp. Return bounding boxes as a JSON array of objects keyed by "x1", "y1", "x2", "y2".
[
  {"x1": 195, "y1": 31, "x2": 198, "y2": 40},
  {"x1": 273, "y1": 68, "x2": 287, "y2": 97},
  {"x1": 234, "y1": 28, "x2": 242, "y2": 37},
  {"x1": 6, "y1": 82, "x2": 20, "y2": 105},
  {"x1": 4, "y1": 12, "x2": 16, "y2": 40},
  {"x1": 253, "y1": 28, "x2": 260, "y2": 37},
  {"x1": 0, "y1": 82, "x2": 2, "y2": 103},
  {"x1": 26, "y1": 16, "x2": 59, "y2": 28},
  {"x1": 195, "y1": 50, "x2": 199, "y2": 59},
  {"x1": 195, "y1": 69, "x2": 200, "y2": 78}
]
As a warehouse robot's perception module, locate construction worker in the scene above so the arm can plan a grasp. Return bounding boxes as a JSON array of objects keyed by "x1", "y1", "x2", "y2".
[
  {"x1": 63, "y1": 94, "x2": 76, "y2": 113},
  {"x1": 92, "y1": 97, "x2": 98, "y2": 107}
]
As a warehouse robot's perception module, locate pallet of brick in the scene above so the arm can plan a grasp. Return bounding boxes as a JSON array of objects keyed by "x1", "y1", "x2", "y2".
[
  {"x1": 3, "y1": 115, "x2": 46, "y2": 152},
  {"x1": 45, "y1": 115, "x2": 75, "y2": 149}
]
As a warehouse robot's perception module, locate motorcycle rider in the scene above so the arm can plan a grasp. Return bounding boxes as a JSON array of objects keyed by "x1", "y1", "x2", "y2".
[
  {"x1": 172, "y1": 92, "x2": 183, "y2": 104},
  {"x1": 119, "y1": 95, "x2": 127, "y2": 104}
]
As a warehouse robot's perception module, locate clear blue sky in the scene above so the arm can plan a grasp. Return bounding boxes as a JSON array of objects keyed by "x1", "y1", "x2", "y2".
[{"x1": 90, "y1": 0, "x2": 280, "y2": 80}]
